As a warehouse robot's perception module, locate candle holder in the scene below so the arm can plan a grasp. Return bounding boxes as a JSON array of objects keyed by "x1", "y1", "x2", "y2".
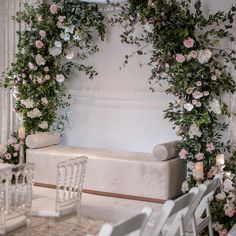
[{"x1": 19, "y1": 138, "x2": 25, "y2": 164}]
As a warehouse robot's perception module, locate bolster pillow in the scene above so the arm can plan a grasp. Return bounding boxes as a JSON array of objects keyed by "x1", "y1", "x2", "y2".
[
  {"x1": 26, "y1": 132, "x2": 61, "y2": 149},
  {"x1": 153, "y1": 140, "x2": 178, "y2": 161}
]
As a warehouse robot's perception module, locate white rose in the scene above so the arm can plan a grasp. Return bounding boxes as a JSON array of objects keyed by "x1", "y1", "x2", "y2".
[
  {"x1": 0, "y1": 145, "x2": 7, "y2": 155},
  {"x1": 144, "y1": 23, "x2": 154, "y2": 33},
  {"x1": 66, "y1": 49, "x2": 74, "y2": 60},
  {"x1": 224, "y1": 179, "x2": 234, "y2": 193},
  {"x1": 39, "y1": 121, "x2": 48, "y2": 129},
  {"x1": 28, "y1": 62, "x2": 35, "y2": 70},
  {"x1": 188, "y1": 123, "x2": 202, "y2": 139},
  {"x1": 192, "y1": 91, "x2": 203, "y2": 100},
  {"x1": 64, "y1": 25, "x2": 75, "y2": 34},
  {"x1": 41, "y1": 97, "x2": 48, "y2": 105},
  {"x1": 187, "y1": 161, "x2": 195, "y2": 171},
  {"x1": 21, "y1": 99, "x2": 34, "y2": 108},
  {"x1": 215, "y1": 192, "x2": 226, "y2": 201},
  {"x1": 197, "y1": 49, "x2": 212, "y2": 64},
  {"x1": 54, "y1": 41, "x2": 62, "y2": 48},
  {"x1": 27, "y1": 108, "x2": 41, "y2": 118},
  {"x1": 49, "y1": 46, "x2": 62, "y2": 56},
  {"x1": 209, "y1": 99, "x2": 221, "y2": 115},
  {"x1": 35, "y1": 54, "x2": 46, "y2": 66},
  {"x1": 181, "y1": 181, "x2": 189, "y2": 193},
  {"x1": 184, "y1": 103, "x2": 194, "y2": 111},
  {"x1": 60, "y1": 32, "x2": 70, "y2": 41},
  {"x1": 56, "y1": 74, "x2": 65, "y2": 83}
]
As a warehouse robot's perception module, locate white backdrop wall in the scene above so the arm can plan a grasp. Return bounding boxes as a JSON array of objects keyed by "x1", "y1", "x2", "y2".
[{"x1": 63, "y1": 0, "x2": 235, "y2": 152}]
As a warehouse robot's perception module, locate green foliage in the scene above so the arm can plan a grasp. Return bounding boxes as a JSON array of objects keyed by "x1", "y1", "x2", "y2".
[
  {"x1": 112, "y1": 0, "x2": 236, "y2": 233},
  {"x1": 1, "y1": 0, "x2": 106, "y2": 134}
]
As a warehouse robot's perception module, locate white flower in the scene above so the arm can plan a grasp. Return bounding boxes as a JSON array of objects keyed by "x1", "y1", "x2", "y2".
[
  {"x1": 41, "y1": 97, "x2": 48, "y2": 105},
  {"x1": 57, "y1": 21, "x2": 64, "y2": 28},
  {"x1": 187, "y1": 161, "x2": 195, "y2": 171},
  {"x1": 28, "y1": 62, "x2": 35, "y2": 70},
  {"x1": 215, "y1": 192, "x2": 226, "y2": 201},
  {"x1": 49, "y1": 46, "x2": 62, "y2": 56},
  {"x1": 39, "y1": 121, "x2": 48, "y2": 129},
  {"x1": 224, "y1": 179, "x2": 234, "y2": 193},
  {"x1": 56, "y1": 74, "x2": 65, "y2": 83},
  {"x1": 54, "y1": 41, "x2": 62, "y2": 48},
  {"x1": 60, "y1": 32, "x2": 70, "y2": 41},
  {"x1": 188, "y1": 123, "x2": 202, "y2": 139},
  {"x1": 184, "y1": 103, "x2": 194, "y2": 111},
  {"x1": 209, "y1": 99, "x2": 221, "y2": 115},
  {"x1": 197, "y1": 49, "x2": 212, "y2": 64},
  {"x1": 37, "y1": 76, "x2": 44, "y2": 84},
  {"x1": 212, "y1": 222, "x2": 223, "y2": 232},
  {"x1": 64, "y1": 25, "x2": 75, "y2": 34},
  {"x1": 66, "y1": 49, "x2": 74, "y2": 60},
  {"x1": 0, "y1": 145, "x2": 7, "y2": 155},
  {"x1": 21, "y1": 99, "x2": 34, "y2": 108},
  {"x1": 181, "y1": 181, "x2": 189, "y2": 193},
  {"x1": 144, "y1": 23, "x2": 154, "y2": 33},
  {"x1": 27, "y1": 108, "x2": 41, "y2": 118},
  {"x1": 35, "y1": 54, "x2": 46, "y2": 66},
  {"x1": 192, "y1": 91, "x2": 203, "y2": 99}
]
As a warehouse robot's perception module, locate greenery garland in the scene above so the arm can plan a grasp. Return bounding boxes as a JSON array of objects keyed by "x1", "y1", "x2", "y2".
[
  {"x1": 112, "y1": 0, "x2": 236, "y2": 233},
  {"x1": 1, "y1": 0, "x2": 106, "y2": 134}
]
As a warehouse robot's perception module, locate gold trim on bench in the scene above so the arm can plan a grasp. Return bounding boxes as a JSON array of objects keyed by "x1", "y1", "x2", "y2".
[{"x1": 34, "y1": 182, "x2": 166, "y2": 204}]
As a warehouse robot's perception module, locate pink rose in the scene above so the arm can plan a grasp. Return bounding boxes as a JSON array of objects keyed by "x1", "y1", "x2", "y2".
[
  {"x1": 44, "y1": 75, "x2": 50, "y2": 80},
  {"x1": 192, "y1": 91, "x2": 203, "y2": 99},
  {"x1": 192, "y1": 99, "x2": 197, "y2": 105},
  {"x1": 196, "y1": 102, "x2": 201, "y2": 107},
  {"x1": 14, "y1": 144, "x2": 20, "y2": 151},
  {"x1": 203, "y1": 91, "x2": 209, "y2": 96},
  {"x1": 44, "y1": 67, "x2": 49, "y2": 72},
  {"x1": 8, "y1": 137, "x2": 16, "y2": 145},
  {"x1": 206, "y1": 143, "x2": 215, "y2": 153},
  {"x1": 186, "y1": 87, "x2": 193, "y2": 94},
  {"x1": 219, "y1": 229, "x2": 228, "y2": 236},
  {"x1": 39, "y1": 30, "x2": 46, "y2": 38},
  {"x1": 35, "y1": 40, "x2": 44, "y2": 49},
  {"x1": 58, "y1": 16, "x2": 65, "y2": 23},
  {"x1": 56, "y1": 74, "x2": 65, "y2": 83},
  {"x1": 225, "y1": 207, "x2": 235, "y2": 217},
  {"x1": 5, "y1": 153, "x2": 11, "y2": 160},
  {"x1": 195, "y1": 153, "x2": 204, "y2": 161},
  {"x1": 207, "y1": 169, "x2": 214, "y2": 178},
  {"x1": 50, "y1": 4, "x2": 58, "y2": 14},
  {"x1": 13, "y1": 152, "x2": 18, "y2": 157},
  {"x1": 190, "y1": 50, "x2": 198, "y2": 58},
  {"x1": 179, "y1": 148, "x2": 188, "y2": 159},
  {"x1": 176, "y1": 54, "x2": 185, "y2": 63},
  {"x1": 183, "y1": 38, "x2": 194, "y2": 48}
]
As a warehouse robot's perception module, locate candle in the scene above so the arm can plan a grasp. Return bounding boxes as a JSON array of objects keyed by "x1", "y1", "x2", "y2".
[
  {"x1": 194, "y1": 162, "x2": 204, "y2": 179},
  {"x1": 216, "y1": 154, "x2": 224, "y2": 166},
  {"x1": 18, "y1": 127, "x2": 25, "y2": 139}
]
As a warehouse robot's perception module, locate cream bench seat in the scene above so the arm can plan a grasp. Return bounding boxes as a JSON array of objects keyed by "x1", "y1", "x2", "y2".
[{"x1": 27, "y1": 145, "x2": 186, "y2": 202}]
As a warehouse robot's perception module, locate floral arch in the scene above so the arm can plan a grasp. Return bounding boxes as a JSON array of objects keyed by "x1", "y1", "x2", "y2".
[{"x1": 1, "y1": 0, "x2": 236, "y2": 233}]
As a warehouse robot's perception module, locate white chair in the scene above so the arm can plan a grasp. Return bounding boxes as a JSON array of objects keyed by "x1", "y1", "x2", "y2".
[
  {"x1": 150, "y1": 184, "x2": 206, "y2": 236},
  {"x1": 0, "y1": 163, "x2": 35, "y2": 235},
  {"x1": 98, "y1": 207, "x2": 152, "y2": 236},
  {"x1": 31, "y1": 156, "x2": 88, "y2": 223},
  {"x1": 185, "y1": 175, "x2": 222, "y2": 236}
]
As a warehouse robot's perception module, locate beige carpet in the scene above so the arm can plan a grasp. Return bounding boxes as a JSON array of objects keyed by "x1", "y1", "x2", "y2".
[{"x1": 6, "y1": 215, "x2": 105, "y2": 236}]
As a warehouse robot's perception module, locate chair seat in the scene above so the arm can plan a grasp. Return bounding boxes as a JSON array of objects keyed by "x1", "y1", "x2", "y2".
[
  {"x1": 0, "y1": 215, "x2": 27, "y2": 235},
  {"x1": 31, "y1": 187, "x2": 78, "y2": 217}
]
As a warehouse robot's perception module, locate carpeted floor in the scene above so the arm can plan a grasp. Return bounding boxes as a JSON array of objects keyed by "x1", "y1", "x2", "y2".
[{"x1": 6, "y1": 215, "x2": 105, "y2": 236}]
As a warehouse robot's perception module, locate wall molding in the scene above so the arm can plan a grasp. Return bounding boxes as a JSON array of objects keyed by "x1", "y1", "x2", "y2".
[{"x1": 67, "y1": 89, "x2": 175, "y2": 110}]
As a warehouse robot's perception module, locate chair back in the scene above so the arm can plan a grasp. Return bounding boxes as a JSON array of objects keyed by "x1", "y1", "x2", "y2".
[
  {"x1": 0, "y1": 167, "x2": 12, "y2": 232},
  {"x1": 194, "y1": 175, "x2": 222, "y2": 220},
  {"x1": 0, "y1": 163, "x2": 35, "y2": 234},
  {"x1": 56, "y1": 156, "x2": 88, "y2": 214},
  {"x1": 150, "y1": 185, "x2": 206, "y2": 236},
  {"x1": 10, "y1": 163, "x2": 35, "y2": 217},
  {"x1": 98, "y1": 207, "x2": 152, "y2": 236}
]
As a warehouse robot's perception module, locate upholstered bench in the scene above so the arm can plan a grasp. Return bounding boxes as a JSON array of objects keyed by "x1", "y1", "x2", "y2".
[{"x1": 26, "y1": 144, "x2": 186, "y2": 202}]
